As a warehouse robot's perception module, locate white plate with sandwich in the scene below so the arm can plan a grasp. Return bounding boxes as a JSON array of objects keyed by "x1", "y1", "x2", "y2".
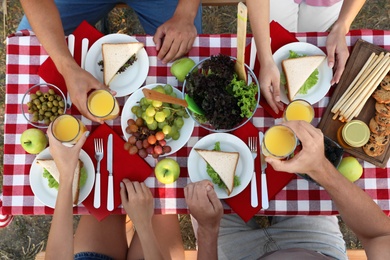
[
  {"x1": 273, "y1": 42, "x2": 332, "y2": 105},
  {"x1": 188, "y1": 133, "x2": 253, "y2": 199},
  {"x1": 121, "y1": 83, "x2": 195, "y2": 156},
  {"x1": 85, "y1": 33, "x2": 149, "y2": 97},
  {"x1": 29, "y1": 148, "x2": 95, "y2": 208}
]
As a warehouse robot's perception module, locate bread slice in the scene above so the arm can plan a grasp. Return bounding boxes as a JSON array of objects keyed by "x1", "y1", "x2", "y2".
[
  {"x1": 195, "y1": 149, "x2": 239, "y2": 195},
  {"x1": 282, "y1": 55, "x2": 325, "y2": 101},
  {"x1": 36, "y1": 159, "x2": 82, "y2": 205},
  {"x1": 102, "y1": 42, "x2": 144, "y2": 86}
]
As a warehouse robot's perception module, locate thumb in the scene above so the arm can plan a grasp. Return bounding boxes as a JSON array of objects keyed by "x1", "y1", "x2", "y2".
[
  {"x1": 206, "y1": 185, "x2": 221, "y2": 209},
  {"x1": 326, "y1": 47, "x2": 336, "y2": 69},
  {"x1": 74, "y1": 131, "x2": 89, "y2": 150},
  {"x1": 265, "y1": 156, "x2": 288, "y2": 172}
]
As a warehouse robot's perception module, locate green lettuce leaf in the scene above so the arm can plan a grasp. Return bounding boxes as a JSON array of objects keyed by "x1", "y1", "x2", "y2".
[{"x1": 43, "y1": 167, "x2": 88, "y2": 190}]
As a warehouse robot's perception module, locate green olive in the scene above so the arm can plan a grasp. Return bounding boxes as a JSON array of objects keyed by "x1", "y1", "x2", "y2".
[
  {"x1": 33, "y1": 99, "x2": 40, "y2": 105},
  {"x1": 50, "y1": 115, "x2": 56, "y2": 122},
  {"x1": 44, "y1": 118, "x2": 50, "y2": 125},
  {"x1": 48, "y1": 89, "x2": 55, "y2": 95},
  {"x1": 47, "y1": 101, "x2": 53, "y2": 108},
  {"x1": 59, "y1": 101, "x2": 65, "y2": 108},
  {"x1": 58, "y1": 108, "x2": 64, "y2": 115},
  {"x1": 39, "y1": 96, "x2": 45, "y2": 102},
  {"x1": 56, "y1": 95, "x2": 62, "y2": 101},
  {"x1": 51, "y1": 106, "x2": 57, "y2": 113},
  {"x1": 36, "y1": 90, "x2": 42, "y2": 96},
  {"x1": 53, "y1": 100, "x2": 59, "y2": 106},
  {"x1": 38, "y1": 115, "x2": 44, "y2": 121},
  {"x1": 32, "y1": 115, "x2": 39, "y2": 122},
  {"x1": 30, "y1": 93, "x2": 37, "y2": 100},
  {"x1": 48, "y1": 95, "x2": 54, "y2": 101},
  {"x1": 44, "y1": 111, "x2": 52, "y2": 117}
]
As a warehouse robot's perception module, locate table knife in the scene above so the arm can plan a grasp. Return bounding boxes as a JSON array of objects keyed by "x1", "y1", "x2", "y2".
[
  {"x1": 107, "y1": 134, "x2": 114, "y2": 211},
  {"x1": 259, "y1": 132, "x2": 269, "y2": 210}
]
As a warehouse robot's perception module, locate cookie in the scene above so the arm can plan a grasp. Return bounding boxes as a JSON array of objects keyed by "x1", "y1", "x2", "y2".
[
  {"x1": 369, "y1": 132, "x2": 390, "y2": 146},
  {"x1": 375, "y1": 113, "x2": 390, "y2": 126},
  {"x1": 372, "y1": 87, "x2": 390, "y2": 104},
  {"x1": 380, "y1": 75, "x2": 390, "y2": 91},
  {"x1": 375, "y1": 102, "x2": 390, "y2": 117},
  {"x1": 369, "y1": 117, "x2": 390, "y2": 136},
  {"x1": 363, "y1": 140, "x2": 385, "y2": 157}
]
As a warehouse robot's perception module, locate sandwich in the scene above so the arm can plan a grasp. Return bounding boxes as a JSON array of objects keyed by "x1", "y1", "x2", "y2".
[
  {"x1": 36, "y1": 159, "x2": 82, "y2": 205},
  {"x1": 102, "y1": 42, "x2": 144, "y2": 86},
  {"x1": 195, "y1": 149, "x2": 239, "y2": 195},
  {"x1": 282, "y1": 55, "x2": 325, "y2": 101}
]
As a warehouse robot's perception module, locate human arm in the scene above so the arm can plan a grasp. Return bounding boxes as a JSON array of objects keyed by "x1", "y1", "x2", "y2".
[
  {"x1": 153, "y1": 0, "x2": 201, "y2": 63},
  {"x1": 327, "y1": 0, "x2": 366, "y2": 85},
  {"x1": 266, "y1": 121, "x2": 390, "y2": 259},
  {"x1": 19, "y1": 0, "x2": 106, "y2": 123},
  {"x1": 184, "y1": 180, "x2": 223, "y2": 260},
  {"x1": 45, "y1": 125, "x2": 88, "y2": 260},
  {"x1": 120, "y1": 180, "x2": 164, "y2": 260},
  {"x1": 247, "y1": 0, "x2": 283, "y2": 114}
]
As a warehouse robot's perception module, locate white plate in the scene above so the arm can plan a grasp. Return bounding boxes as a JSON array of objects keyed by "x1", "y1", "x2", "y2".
[
  {"x1": 29, "y1": 148, "x2": 95, "y2": 208},
  {"x1": 121, "y1": 84, "x2": 195, "y2": 156},
  {"x1": 187, "y1": 133, "x2": 253, "y2": 199},
  {"x1": 85, "y1": 34, "x2": 149, "y2": 97},
  {"x1": 273, "y1": 42, "x2": 333, "y2": 105}
]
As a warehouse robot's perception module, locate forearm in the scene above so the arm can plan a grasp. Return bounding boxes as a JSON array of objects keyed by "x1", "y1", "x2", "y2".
[
  {"x1": 247, "y1": 0, "x2": 273, "y2": 65},
  {"x1": 46, "y1": 178, "x2": 74, "y2": 259},
  {"x1": 332, "y1": 0, "x2": 366, "y2": 34},
  {"x1": 136, "y1": 222, "x2": 164, "y2": 260},
  {"x1": 20, "y1": 0, "x2": 77, "y2": 75},
  {"x1": 313, "y1": 160, "x2": 390, "y2": 246},
  {"x1": 196, "y1": 226, "x2": 219, "y2": 260},
  {"x1": 174, "y1": 0, "x2": 201, "y2": 23}
]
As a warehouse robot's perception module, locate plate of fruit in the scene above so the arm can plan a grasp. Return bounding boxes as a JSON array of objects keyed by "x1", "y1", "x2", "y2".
[{"x1": 121, "y1": 84, "x2": 195, "y2": 158}]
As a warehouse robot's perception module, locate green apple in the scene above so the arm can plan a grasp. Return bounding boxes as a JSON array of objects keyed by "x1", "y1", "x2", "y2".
[
  {"x1": 154, "y1": 158, "x2": 180, "y2": 184},
  {"x1": 20, "y1": 128, "x2": 48, "y2": 154},
  {"x1": 170, "y1": 57, "x2": 196, "y2": 82},
  {"x1": 337, "y1": 156, "x2": 363, "y2": 182}
]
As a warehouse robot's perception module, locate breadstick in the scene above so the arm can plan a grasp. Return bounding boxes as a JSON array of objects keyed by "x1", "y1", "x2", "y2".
[
  {"x1": 345, "y1": 56, "x2": 390, "y2": 121},
  {"x1": 338, "y1": 53, "x2": 388, "y2": 117},
  {"x1": 331, "y1": 52, "x2": 377, "y2": 113}
]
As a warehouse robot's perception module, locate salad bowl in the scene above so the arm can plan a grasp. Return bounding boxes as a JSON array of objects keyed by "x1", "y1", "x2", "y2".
[{"x1": 182, "y1": 54, "x2": 260, "y2": 132}]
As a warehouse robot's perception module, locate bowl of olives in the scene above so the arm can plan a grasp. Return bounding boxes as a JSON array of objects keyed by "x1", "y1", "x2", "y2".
[{"x1": 21, "y1": 83, "x2": 67, "y2": 128}]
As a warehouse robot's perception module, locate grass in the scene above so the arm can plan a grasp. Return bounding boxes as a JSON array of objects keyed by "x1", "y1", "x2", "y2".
[{"x1": 0, "y1": 0, "x2": 389, "y2": 258}]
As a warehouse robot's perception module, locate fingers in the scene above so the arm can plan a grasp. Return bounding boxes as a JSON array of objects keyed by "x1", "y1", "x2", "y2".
[
  {"x1": 332, "y1": 53, "x2": 349, "y2": 85},
  {"x1": 261, "y1": 87, "x2": 281, "y2": 113},
  {"x1": 206, "y1": 185, "x2": 222, "y2": 211},
  {"x1": 153, "y1": 27, "x2": 164, "y2": 51}
]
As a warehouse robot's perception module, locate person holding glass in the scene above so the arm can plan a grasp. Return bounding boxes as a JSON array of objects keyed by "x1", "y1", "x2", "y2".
[
  {"x1": 247, "y1": 0, "x2": 366, "y2": 114},
  {"x1": 18, "y1": 0, "x2": 202, "y2": 123}
]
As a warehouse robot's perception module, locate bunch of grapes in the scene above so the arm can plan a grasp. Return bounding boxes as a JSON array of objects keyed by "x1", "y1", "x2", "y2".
[
  {"x1": 131, "y1": 84, "x2": 189, "y2": 141},
  {"x1": 124, "y1": 118, "x2": 172, "y2": 158}
]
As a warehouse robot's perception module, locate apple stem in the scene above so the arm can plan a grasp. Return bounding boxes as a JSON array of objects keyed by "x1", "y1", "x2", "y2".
[{"x1": 24, "y1": 141, "x2": 32, "y2": 145}]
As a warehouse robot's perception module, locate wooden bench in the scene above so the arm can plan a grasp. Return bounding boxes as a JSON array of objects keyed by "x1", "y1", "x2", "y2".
[{"x1": 35, "y1": 249, "x2": 367, "y2": 259}]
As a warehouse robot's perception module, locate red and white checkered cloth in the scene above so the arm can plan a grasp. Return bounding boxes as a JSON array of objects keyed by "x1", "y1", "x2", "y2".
[{"x1": 3, "y1": 29, "x2": 390, "y2": 218}]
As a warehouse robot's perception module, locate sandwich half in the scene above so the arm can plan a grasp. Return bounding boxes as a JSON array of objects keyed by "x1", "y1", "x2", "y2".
[
  {"x1": 195, "y1": 149, "x2": 239, "y2": 195},
  {"x1": 36, "y1": 159, "x2": 82, "y2": 205},
  {"x1": 102, "y1": 42, "x2": 144, "y2": 86},
  {"x1": 282, "y1": 55, "x2": 325, "y2": 101}
]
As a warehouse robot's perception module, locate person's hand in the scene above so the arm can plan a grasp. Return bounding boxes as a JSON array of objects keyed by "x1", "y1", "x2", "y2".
[
  {"x1": 265, "y1": 121, "x2": 327, "y2": 179},
  {"x1": 62, "y1": 63, "x2": 109, "y2": 123},
  {"x1": 258, "y1": 59, "x2": 284, "y2": 113},
  {"x1": 184, "y1": 180, "x2": 223, "y2": 233},
  {"x1": 120, "y1": 179, "x2": 154, "y2": 227},
  {"x1": 326, "y1": 24, "x2": 350, "y2": 85},
  {"x1": 153, "y1": 15, "x2": 197, "y2": 64},
  {"x1": 47, "y1": 122, "x2": 88, "y2": 180}
]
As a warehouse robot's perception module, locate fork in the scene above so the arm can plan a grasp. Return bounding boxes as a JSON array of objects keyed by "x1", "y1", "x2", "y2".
[
  {"x1": 94, "y1": 138, "x2": 104, "y2": 209},
  {"x1": 248, "y1": 137, "x2": 258, "y2": 208}
]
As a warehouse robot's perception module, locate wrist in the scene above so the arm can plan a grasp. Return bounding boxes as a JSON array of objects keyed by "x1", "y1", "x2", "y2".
[
  {"x1": 55, "y1": 57, "x2": 80, "y2": 78},
  {"x1": 330, "y1": 21, "x2": 350, "y2": 36}
]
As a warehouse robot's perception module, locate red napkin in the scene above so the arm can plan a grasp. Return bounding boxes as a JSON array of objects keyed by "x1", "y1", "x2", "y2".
[
  {"x1": 244, "y1": 21, "x2": 299, "y2": 119},
  {"x1": 227, "y1": 121, "x2": 296, "y2": 222},
  {"x1": 38, "y1": 21, "x2": 104, "y2": 95},
  {"x1": 82, "y1": 123, "x2": 153, "y2": 221}
]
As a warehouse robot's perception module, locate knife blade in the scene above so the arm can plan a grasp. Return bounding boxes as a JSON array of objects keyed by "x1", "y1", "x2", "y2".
[
  {"x1": 259, "y1": 132, "x2": 269, "y2": 210},
  {"x1": 107, "y1": 134, "x2": 114, "y2": 211}
]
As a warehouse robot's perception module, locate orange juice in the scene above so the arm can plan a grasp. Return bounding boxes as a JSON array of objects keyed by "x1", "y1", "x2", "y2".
[
  {"x1": 52, "y1": 114, "x2": 86, "y2": 144},
  {"x1": 262, "y1": 125, "x2": 297, "y2": 158},
  {"x1": 87, "y1": 89, "x2": 119, "y2": 120},
  {"x1": 284, "y1": 99, "x2": 314, "y2": 123}
]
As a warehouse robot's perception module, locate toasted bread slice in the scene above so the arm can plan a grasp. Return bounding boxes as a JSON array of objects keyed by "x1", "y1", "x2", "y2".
[
  {"x1": 36, "y1": 159, "x2": 82, "y2": 204},
  {"x1": 195, "y1": 149, "x2": 239, "y2": 195},
  {"x1": 282, "y1": 55, "x2": 325, "y2": 101},
  {"x1": 102, "y1": 42, "x2": 144, "y2": 86}
]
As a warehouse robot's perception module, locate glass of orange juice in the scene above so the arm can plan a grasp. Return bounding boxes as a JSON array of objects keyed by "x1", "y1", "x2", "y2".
[
  {"x1": 262, "y1": 125, "x2": 298, "y2": 159},
  {"x1": 51, "y1": 114, "x2": 87, "y2": 145},
  {"x1": 283, "y1": 99, "x2": 314, "y2": 123},
  {"x1": 87, "y1": 89, "x2": 120, "y2": 120}
]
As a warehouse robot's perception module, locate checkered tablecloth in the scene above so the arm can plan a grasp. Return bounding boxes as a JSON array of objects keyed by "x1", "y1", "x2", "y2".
[{"x1": 3, "y1": 29, "x2": 390, "y2": 216}]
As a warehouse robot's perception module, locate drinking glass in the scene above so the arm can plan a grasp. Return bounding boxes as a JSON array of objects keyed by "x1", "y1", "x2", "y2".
[
  {"x1": 283, "y1": 99, "x2": 314, "y2": 123},
  {"x1": 51, "y1": 114, "x2": 87, "y2": 145},
  {"x1": 87, "y1": 89, "x2": 120, "y2": 120},
  {"x1": 261, "y1": 125, "x2": 298, "y2": 159}
]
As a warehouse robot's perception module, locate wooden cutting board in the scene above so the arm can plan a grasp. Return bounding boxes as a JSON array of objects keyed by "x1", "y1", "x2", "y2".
[{"x1": 318, "y1": 39, "x2": 390, "y2": 168}]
